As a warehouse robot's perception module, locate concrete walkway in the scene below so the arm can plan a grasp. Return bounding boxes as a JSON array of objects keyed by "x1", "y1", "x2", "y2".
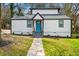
[{"x1": 27, "y1": 38, "x2": 45, "y2": 56}]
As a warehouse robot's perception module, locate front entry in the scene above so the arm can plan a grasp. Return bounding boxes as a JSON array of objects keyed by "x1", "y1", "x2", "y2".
[{"x1": 36, "y1": 20, "x2": 41, "y2": 32}]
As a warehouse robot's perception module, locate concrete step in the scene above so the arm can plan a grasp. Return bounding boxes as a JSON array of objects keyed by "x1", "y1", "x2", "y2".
[{"x1": 33, "y1": 32, "x2": 43, "y2": 38}]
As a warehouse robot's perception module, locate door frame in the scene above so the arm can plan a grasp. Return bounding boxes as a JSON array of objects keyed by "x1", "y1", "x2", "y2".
[
  {"x1": 33, "y1": 20, "x2": 44, "y2": 33},
  {"x1": 36, "y1": 20, "x2": 41, "y2": 33},
  {"x1": 32, "y1": 13, "x2": 44, "y2": 34}
]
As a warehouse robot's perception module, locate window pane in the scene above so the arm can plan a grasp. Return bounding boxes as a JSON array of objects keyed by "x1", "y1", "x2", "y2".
[
  {"x1": 59, "y1": 20, "x2": 64, "y2": 27},
  {"x1": 27, "y1": 20, "x2": 32, "y2": 28}
]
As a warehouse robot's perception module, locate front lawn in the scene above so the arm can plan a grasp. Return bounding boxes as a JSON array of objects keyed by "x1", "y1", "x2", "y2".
[
  {"x1": 0, "y1": 35, "x2": 33, "y2": 56},
  {"x1": 42, "y1": 38, "x2": 79, "y2": 56}
]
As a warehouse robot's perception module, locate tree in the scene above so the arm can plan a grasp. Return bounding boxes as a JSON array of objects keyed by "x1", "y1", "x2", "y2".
[
  {"x1": 63, "y1": 3, "x2": 79, "y2": 34},
  {"x1": 8, "y1": 3, "x2": 14, "y2": 29},
  {"x1": 0, "y1": 3, "x2": 1, "y2": 40},
  {"x1": 9, "y1": 3, "x2": 14, "y2": 18},
  {"x1": 16, "y1": 4, "x2": 24, "y2": 16},
  {"x1": 1, "y1": 4, "x2": 9, "y2": 29}
]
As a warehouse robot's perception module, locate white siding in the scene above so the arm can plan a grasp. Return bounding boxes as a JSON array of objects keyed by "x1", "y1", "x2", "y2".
[
  {"x1": 32, "y1": 9, "x2": 58, "y2": 14},
  {"x1": 44, "y1": 20, "x2": 71, "y2": 37},
  {"x1": 12, "y1": 20, "x2": 32, "y2": 35}
]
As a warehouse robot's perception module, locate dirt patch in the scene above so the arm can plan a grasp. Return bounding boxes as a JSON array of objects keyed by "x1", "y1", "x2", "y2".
[{"x1": 0, "y1": 33, "x2": 13, "y2": 47}]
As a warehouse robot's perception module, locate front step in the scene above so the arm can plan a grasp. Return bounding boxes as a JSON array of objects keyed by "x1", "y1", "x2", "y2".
[{"x1": 33, "y1": 32, "x2": 43, "y2": 38}]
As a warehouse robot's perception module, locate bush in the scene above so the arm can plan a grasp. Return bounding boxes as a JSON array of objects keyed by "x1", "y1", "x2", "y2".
[{"x1": 72, "y1": 34, "x2": 79, "y2": 38}]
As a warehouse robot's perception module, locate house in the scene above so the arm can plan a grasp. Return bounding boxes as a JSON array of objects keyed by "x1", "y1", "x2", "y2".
[{"x1": 11, "y1": 7, "x2": 71, "y2": 37}]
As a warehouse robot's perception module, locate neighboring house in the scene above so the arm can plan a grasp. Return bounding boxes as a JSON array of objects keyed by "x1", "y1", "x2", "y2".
[{"x1": 11, "y1": 7, "x2": 71, "y2": 37}]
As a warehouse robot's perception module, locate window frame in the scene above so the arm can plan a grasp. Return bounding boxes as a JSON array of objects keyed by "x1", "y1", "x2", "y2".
[
  {"x1": 59, "y1": 20, "x2": 64, "y2": 28},
  {"x1": 27, "y1": 20, "x2": 33, "y2": 28}
]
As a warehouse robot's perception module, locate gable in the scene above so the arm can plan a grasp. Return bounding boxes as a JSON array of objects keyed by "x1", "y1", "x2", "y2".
[
  {"x1": 32, "y1": 13, "x2": 44, "y2": 20},
  {"x1": 34, "y1": 14, "x2": 42, "y2": 19}
]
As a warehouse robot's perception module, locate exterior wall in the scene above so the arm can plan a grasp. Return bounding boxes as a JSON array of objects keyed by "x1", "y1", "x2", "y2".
[
  {"x1": 43, "y1": 20, "x2": 71, "y2": 37},
  {"x1": 12, "y1": 20, "x2": 33, "y2": 35},
  {"x1": 32, "y1": 9, "x2": 59, "y2": 14}
]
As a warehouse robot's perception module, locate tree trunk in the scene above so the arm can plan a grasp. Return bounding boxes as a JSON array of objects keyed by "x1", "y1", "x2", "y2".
[
  {"x1": 9, "y1": 3, "x2": 14, "y2": 29},
  {"x1": 72, "y1": 15, "x2": 77, "y2": 34},
  {"x1": 0, "y1": 19, "x2": 2, "y2": 40},
  {"x1": 0, "y1": 3, "x2": 2, "y2": 40}
]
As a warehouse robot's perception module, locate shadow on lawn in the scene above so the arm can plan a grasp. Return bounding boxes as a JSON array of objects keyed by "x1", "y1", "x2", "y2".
[{"x1": 0, "y1": 40, "x2": 12, "y2": 47}]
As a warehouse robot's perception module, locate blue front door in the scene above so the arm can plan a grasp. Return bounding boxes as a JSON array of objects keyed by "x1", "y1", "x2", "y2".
[{"x1": 36, "y1": 20, "x2": 41, "y2": 32}]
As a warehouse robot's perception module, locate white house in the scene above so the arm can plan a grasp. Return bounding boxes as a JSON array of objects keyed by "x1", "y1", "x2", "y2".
[{"x1": 11, "y1": 8, "x2": 71, "y2": 37}]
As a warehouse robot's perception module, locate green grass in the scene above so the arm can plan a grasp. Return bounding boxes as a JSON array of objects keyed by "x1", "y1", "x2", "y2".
[
  {"x1": 0, "y1": 35, "x2": 33, "y2": 56},
  {"x1": 42, "y1": 38, "x2": 79, "y2": 56}
]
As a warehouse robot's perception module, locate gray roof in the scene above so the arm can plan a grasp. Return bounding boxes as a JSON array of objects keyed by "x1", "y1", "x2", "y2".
[
  {"x1": 30, "y1": 7, "x2": 60, "y2": 10},
  {"x1": 11, "y1": 15, "x2": 34, "y2": 20},
  {"x1": 11, "y1": 14, "x2": 71, "y2": 20}
]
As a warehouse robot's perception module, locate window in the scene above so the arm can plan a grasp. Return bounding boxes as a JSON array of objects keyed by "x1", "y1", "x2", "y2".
[
  {"x1": 27, "y1": 20, "x2": 32, "y2": 28},
  {"x1": 59, "y1": 20, "x2": 64, "y2": 28}
]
